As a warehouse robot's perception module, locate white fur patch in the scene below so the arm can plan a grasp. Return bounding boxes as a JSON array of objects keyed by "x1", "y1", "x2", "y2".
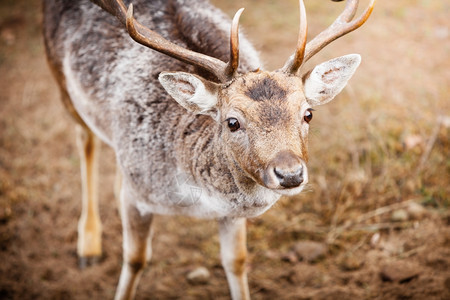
[
  {"x1": 159, "y1": 72, "x2": 218, "y2": 114},
  {"x1": 304, "y1": 54, "x2": 361, "y2": 106},
  {"x1": 130, "y1": 171, "x2": 281, "y2": 220}
]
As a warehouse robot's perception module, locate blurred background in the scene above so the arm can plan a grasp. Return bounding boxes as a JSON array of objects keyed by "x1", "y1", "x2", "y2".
[{"x1": 0, "y1": 0, "x2": 448, "y2": 299}]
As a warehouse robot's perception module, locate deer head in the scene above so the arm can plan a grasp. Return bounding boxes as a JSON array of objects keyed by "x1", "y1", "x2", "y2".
[
  {"x1": 97, "y1": 0, "x2": 375, "y2": 195},
  {"x1": 159, "y1": 53, "x2": 362, "y2": 195}
]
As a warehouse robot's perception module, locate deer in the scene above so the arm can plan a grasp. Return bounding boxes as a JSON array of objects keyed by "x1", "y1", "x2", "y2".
[{"x1": 43, "y1": 0, "x2": 375, "y2": 299}]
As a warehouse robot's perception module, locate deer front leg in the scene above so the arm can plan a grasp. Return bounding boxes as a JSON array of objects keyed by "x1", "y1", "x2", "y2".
[
  {"x1": 115, "y1": 187, "x2": 154, "y2": 300},
  {"x1": 75, "y1": 125, "x2": 102, "y2": 268},
  {"x1": 114, "y1": 167, "x2": 123, "y2": 218},
  {"x1": 219, "y1": 217, "x2": 250, "y2": 300}
]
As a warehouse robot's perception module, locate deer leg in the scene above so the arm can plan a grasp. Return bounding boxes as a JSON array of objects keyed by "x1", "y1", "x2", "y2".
[
  {"x1": 115, "y1": 188, "x2": 154, "y2": 300},
  {"x1": 114, "y1": 166, "x2": 123, "y2": 218},
  {"x1": 75, "y1": 124, "x2": 102, "y2": 268},
  {"x1": 219, "y1": 217, "x2": 250, "y2": 300}
]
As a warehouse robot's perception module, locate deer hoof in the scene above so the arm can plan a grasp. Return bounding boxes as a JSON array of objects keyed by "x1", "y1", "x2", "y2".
[{"x1": 79, "y1": 255, "x2": 102, "y2": 269}]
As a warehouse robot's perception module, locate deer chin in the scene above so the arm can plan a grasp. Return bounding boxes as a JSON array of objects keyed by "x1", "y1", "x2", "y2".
[
  {"x1": 242, "y1": 172, "x2": 308, "y2": 197},
  {"x1": 272, "y1": 183, "x2": 307, "y2": 196}
]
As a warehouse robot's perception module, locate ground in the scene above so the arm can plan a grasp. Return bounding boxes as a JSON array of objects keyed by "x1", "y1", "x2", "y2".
[{"x1": 0, "y1": 0, "x2": 449, "y2": 299}]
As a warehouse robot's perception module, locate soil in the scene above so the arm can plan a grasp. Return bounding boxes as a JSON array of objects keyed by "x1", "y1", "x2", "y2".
[{"x1": 0, "y1": 0, "x2": 449, "y2": 299}]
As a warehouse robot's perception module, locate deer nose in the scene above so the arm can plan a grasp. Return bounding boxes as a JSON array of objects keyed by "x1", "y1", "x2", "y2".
[
  {"x1": 264, "y1": 150, "x2": 306, "y2": 189},
  {"x1": 274, "y1": 166, "x2": 303, "y2": 188}
]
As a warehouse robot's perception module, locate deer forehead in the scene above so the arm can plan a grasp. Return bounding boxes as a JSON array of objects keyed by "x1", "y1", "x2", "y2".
[{"x1": 220, "y1": 71, "x2": 307, "y2": 123}]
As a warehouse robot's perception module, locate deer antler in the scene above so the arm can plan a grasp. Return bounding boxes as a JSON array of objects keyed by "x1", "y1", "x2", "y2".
[
  {"x1": 92, "y1": 0, "x2": 243, "y2": 82},
  {"x1": 282, "y1": 0, "x2": 308, "y2": 74},
  {"x1": 225, "y1": 8, "x2": 244, "y2": 78},
  {"x1": 283, "y1": 0, "x2": 375, "y2": 74},
  {"x1": 304, "y1": 0, "x2": 375, "y2": 62}
]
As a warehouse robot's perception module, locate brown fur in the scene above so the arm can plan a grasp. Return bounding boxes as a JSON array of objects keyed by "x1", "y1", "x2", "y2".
[
  {"x1": 232, "y1": 223, "x2": 247, "y2": 276},
  {"x1": 245, "y1": 77, "x2": 287, "y2": 102}
]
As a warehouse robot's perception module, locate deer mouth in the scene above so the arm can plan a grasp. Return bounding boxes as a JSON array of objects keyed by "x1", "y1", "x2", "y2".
[{"x1": 273, "y1": 181, "x2": 308, "y2": 196}]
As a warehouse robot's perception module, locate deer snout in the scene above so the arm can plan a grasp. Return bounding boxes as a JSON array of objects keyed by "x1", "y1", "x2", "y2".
[
  {"x1": 274, "y1": 166, "x2": 303, "y2": 188},
  {"x1": 264, "y1": 151, "x2": 306, "y2": 189}
]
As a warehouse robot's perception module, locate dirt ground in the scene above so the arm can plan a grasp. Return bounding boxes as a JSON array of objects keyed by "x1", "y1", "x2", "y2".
[{"x1": 0, "y1": 0, "x2": 449, "y2": 299}]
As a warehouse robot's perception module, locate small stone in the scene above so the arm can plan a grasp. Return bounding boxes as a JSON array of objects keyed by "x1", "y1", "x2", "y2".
[
  {"x1": 0, "y1": 206, "x2": 12, "y2": 224},
  {"x1": 370, "y1": 232, "x2": 381, "y2": 248},
  {"x1": 403, "y1": 134, "x2": 423, "y2": 150},
  {"x1": 281, "y1": 250, "x2": 298, "y2": 264},
  {"x1": 406, "y1": 202, "x2": 427, "y2": 220},
  {"x1": 441, "y1": 115, "x2": 450, "y2": 128},
  {"x1": 380, "y1": 261, "x2": 421, "y2": 283},
  {"x1": 391, "y1": 209, "x2": 408, "y2": 222},
  {"x1": 186, "y1": 267, "x2": 210, "y2": 285},
  {"x1": 293, "y1": 241, "x2": 327, "y2": 263},
  {"x1": 1, "y1": 29, "x2": 16, "y2": 45},
  {"x1": 264, "y1": 250, "x2": 279, "y2": 260},
  {"x1": 339, "y1": 254, "x2": 364, "y2": 271}
]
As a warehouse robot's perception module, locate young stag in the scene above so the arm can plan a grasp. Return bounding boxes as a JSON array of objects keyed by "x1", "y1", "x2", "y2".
[{"x1": 43, "y1": 0, "x2": 375, "y2": 299}]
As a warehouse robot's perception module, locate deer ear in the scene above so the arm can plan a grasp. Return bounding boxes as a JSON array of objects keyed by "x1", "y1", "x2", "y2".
[
  {"x1": 303, "y1": 54, "x2": 361, "y2": 106},
  {"x1": 159, "y1": 72, "x2": 220, "y2": 117}
]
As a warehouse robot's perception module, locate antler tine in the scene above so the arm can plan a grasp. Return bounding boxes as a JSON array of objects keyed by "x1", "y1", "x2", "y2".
[
  {"x1": 126, "y1": 3, "x2": 230, "y2": 82},
  {"x1": 303, "y1": 0, "x2": 376, "y2": 63},
  {"x1": 340, "y1": 0, "x2": 359, "y2": 23},
  {"x1": 225, "y1": 8, "x2": 245, "y2": 79},
  {"x1": 91, "y1": 0, "x2": 128, "y2": 26},
  {"x1": 282, "y1": 0, "x2": 308, "y2": 74}
]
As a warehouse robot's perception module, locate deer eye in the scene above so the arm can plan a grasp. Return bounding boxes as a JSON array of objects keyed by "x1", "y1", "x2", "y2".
[
  {"x1": 304, "y1": 109, "x2": 313, "y2": 123},
  {"x1": 227, "y1": 118, "x2": 240, "y2": 132}
]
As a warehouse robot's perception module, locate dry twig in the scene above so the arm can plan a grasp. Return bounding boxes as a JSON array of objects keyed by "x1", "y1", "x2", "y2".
[
  {"x1": 327, "y1": 198, "x2": 418, "y2": 243},
  {"x1": 415, "y1": 118, "x2": 442, "y2": 175}
]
